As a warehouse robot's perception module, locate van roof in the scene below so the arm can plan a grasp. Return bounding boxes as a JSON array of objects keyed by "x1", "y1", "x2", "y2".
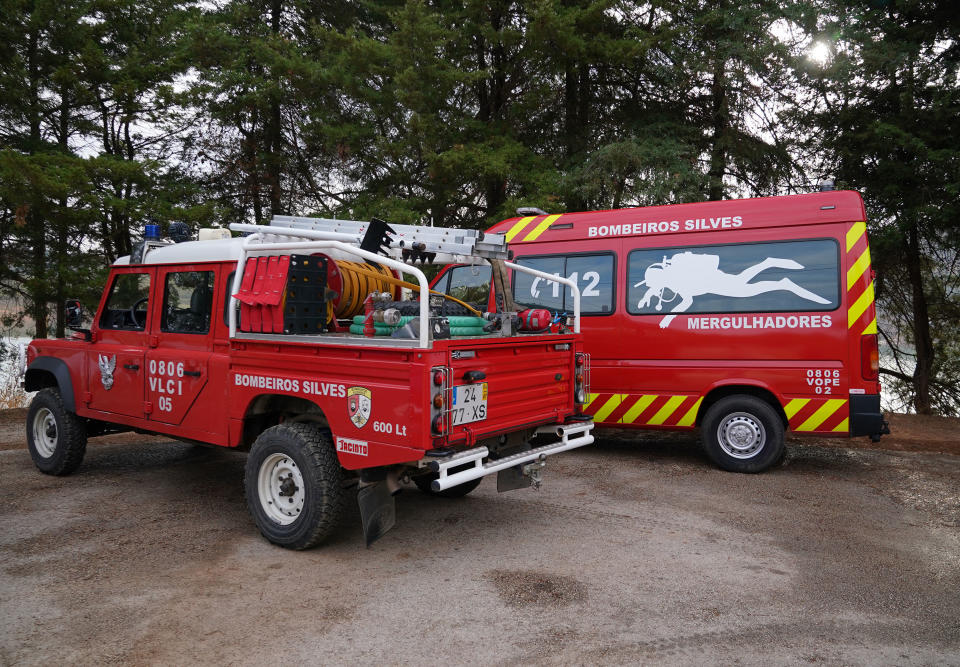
[{"x1": 490, "y1": 190, "x2": 867, "y2": 245}]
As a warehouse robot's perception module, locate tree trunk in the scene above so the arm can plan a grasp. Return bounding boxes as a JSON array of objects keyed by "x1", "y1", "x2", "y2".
[
  {"x1": 26, "y1": 20, "x2": 48, "y2": 338},
  {"x1": 563, "y1": 62, "x2": 591, "y2": 212},
  {"x1": 905, "y1": 221, "x2": 934, "y2": 413},
  {"x1": 266, "y1": 0, "x2": 285, "y2": 217},
  {"x1": 55, "y1": 88, "x2": 70, "y2": 339},
  {"x1": 707, "y1": 55, "x2": 728, "y2": 201}
]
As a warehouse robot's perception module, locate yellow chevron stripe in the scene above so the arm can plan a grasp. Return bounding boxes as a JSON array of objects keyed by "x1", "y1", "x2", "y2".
[
  {"x1": 832, "y1": 418, "x2": 849, "y2": 433},
  {"x1": 862, "y1": 318, "x2": 877, "y2": 334},
  {"x1": 846, "y1": 221, "x2": 866, "y2": 252},
  {"x1": 504, "y1": 217, "x2": 535, "y2": 242},
  {"x1": 593, "y1": 394, "x2": 626, "y2": 423},
  {"x1": 647, "y1": 395, "x2": 687, "y2": 425},
  {"x1": 521, "y1": 214, "x2": 562, "y2": 242},
  {"x1": 676, "y1": 397, "x2": 703, "y2": 427},
  {"x1": 784, "y1": 398, "x2": 809, "y2": 419},
  {"x1": 846, "y1": 247, "x2": 871, "y2": 290},
  {"x1": 584, "y1": 393, "x2": 600, "y2": 410},
  {"x1": 848, "y1": 281, "x2": 875, "y2": 328},
  {"x1": 796, "y1": 399, "x2": 846, "y2": 431},
  {"x1": 620, "y1": 394, "x2": 657, "y2": 424}
]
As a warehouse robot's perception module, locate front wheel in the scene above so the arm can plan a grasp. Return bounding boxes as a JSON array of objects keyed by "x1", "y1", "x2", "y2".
[
  {"x1": 701, "y1": 395, "x2": 785, "y2": 473},
  {"x1": 244, "y1": 423, "x2": 345, "y2": 549},
  {"x1": 26, "y1": 388, "x2": 87, "y2": 476}
]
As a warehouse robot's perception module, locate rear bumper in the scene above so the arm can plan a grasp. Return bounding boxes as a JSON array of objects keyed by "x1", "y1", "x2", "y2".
[
  {"x1": 421, "y1": 421, "x2": 594, "y2": 491},
  {"x1": 849, "y1": 394, "x2": 889, "y2": 439}
]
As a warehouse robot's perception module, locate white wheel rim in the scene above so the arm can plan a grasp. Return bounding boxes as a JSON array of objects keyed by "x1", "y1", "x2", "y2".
[
  {"x1": 32, "y1": 408, "x2": 58, "y2": 458},
  {"x1": 257, "y1": 453, "x2": 305, "y2": 526},
  {"x1": 717, "y1": 412, "x2": 766, "y2": 459}
]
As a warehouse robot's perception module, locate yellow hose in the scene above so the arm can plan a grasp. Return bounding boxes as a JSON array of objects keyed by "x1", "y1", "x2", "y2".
[
  {"x1": 340, "y1": 262, "x2": 483, "y2": 317},
  {"x1": 331, "y1": 259, "x2": 395, "y2": 318}
]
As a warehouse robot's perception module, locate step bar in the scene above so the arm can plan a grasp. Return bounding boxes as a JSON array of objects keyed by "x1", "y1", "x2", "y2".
[{"x1": 422, "y1": 421, "x2": 594, "y2": 492}]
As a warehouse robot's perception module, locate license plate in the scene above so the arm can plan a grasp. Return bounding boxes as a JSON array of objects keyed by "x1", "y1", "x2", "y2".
[{"x1": 451, "y1": 383, "x2": 488, "y2": 426}]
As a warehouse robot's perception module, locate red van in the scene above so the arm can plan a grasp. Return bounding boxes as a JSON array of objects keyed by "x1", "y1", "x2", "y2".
[{"x1": 432, "y1": 190, "x2": 889, "y2": 472}]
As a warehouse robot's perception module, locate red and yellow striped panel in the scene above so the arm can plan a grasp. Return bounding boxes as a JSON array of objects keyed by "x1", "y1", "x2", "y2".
[
  {"x1": 783, "y1": 397, "x2": 849, "y2": 433},
  {"x1": 502, "y1": 214, "x2": 564, "y2": 243},
  {"x1": 846, "y1": 221, "x2": 877, "y2": 335},
  {"x1": 584, "y1": 393, "x2": 703, "y2": 428}
]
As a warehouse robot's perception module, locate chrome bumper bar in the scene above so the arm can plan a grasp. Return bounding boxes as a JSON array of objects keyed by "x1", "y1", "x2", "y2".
[{"x1": 422, "y1": 421, "x2": 594, "y2": 492}]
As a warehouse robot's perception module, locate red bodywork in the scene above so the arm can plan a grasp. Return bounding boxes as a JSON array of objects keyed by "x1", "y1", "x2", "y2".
[
  {"x1": 26, "y1": 260, "x2": 582, "y2": 470},
  {"x1": 434, "y1": 191, "x2": 884, "y2": 438}
]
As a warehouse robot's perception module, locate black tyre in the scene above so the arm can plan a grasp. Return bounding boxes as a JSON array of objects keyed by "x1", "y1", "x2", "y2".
[
  {"x1": 701, "y1": 395, "x2": 785, "y2": 473},
  {"x1": 26, "y1": 388, "x2": 87, "y2": 476},
  {"x1": 244, "y1": 423, "x2": 345, "y2": 550},
  {"x1": 413, "y1": 474, "x2": 482, "y2": 498}
]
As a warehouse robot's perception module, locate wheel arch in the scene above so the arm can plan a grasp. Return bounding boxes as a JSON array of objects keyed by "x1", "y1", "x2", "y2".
[
  {"x1": 24, "y1": 357, "x2": 76, "y2": 412},
  {"x1": 696, "y1": 383, "x2": 787, "y2": 429},
  {"x1": 239, "y1": 393, "x2": 330, "y2": 450}
]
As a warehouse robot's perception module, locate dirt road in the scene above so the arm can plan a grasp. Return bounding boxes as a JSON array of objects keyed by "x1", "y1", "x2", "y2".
[{"x1": 1, "y1": 424, "x2": 958, "y2": 665}]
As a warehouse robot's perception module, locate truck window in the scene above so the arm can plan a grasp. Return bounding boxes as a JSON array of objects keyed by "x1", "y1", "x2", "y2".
[
  {"x1": 162, "y1": 270, "x2": 215, "y2": 334},
  {"x1": 512, "y1": 254, "x2": 615, "y2": 314},
  {"x1": 626, "y1": 239, "x2": 840, "y2": 316},
  {"x1": 443, "y1": 265, "x2": 492, "y2": 307},
  {"x1": 99, "y1": 272, "x2": 151, "y2": 330}
]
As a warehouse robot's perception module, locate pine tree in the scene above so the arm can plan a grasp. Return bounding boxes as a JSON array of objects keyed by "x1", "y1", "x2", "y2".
[{"x1": 803, "y1": 0, "x2": 960, "y2": 414}]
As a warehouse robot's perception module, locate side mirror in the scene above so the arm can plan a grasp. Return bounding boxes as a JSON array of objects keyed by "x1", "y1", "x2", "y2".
[{"x1": 65, "y1": 299, "x2": 84, "y2": 328}]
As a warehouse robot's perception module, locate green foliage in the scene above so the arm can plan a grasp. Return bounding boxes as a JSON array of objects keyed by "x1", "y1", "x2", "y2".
[
  {"x1": 799, "y1": 0, "x2": 960, "y2": 414},
  {"x1": 0, "y1": 0, "x2": 958, "y2": 413}
]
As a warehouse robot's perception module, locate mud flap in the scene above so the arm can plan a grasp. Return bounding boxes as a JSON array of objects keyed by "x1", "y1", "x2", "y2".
[
  {"x1": 358, "y1": 482, "x2": 396, "y2": 547},
  {"x1": 497, "y1": 465, "x2": 532, "y2": 492}
]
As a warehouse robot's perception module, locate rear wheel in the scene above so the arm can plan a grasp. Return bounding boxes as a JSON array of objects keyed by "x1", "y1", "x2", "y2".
[
  {"x1": 701, "y1": 395, "x2": 785, "y2": 473},
  {"x1": 26, "y1": 388, "x2": 87, "y2": 476},
  {"x1": 414, "y1": 474, "x2": 482, "y2": 498},
  {"x1": 244, "y1": 423, "x2": 345, "y2": 549}
]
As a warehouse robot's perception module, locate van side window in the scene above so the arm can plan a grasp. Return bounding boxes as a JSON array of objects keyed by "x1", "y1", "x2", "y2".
[
  {"x1": 442, "y1": 265, "x2": 492, "y2": 308},
  {"x1": 626, "y1": 240, "x2": 840, "y2": 316},
  {"x1": 162, "y1": 271, "x2": 215, "y2": 334},
  {"x1": 99, "y1": 272, "x2": 151, "y2": 330},
  {"x1": 512, "y1": 254, "x2": 615, "y2": 314}
]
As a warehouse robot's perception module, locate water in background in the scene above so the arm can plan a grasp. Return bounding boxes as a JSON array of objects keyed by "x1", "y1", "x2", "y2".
[{"x1": 0, "y1": 337, "x2": 32, "y2": 409}]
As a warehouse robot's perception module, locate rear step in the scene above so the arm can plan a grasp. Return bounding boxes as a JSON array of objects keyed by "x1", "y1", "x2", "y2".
[{"x1": 422, "y1": 421, "x2": 594, "y2": 492}]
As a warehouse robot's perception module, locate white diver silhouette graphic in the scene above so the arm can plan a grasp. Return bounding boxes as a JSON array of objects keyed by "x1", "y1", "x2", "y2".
[{"x1": 635, "y1": 252, "x2": 830, "y2": 328}]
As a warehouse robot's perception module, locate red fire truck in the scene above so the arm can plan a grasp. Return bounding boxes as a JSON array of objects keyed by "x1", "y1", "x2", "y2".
[
  {"x1": 22, "y1": 217, "x2": 593, "y2": 548},
  {"x1": 432, "y1": 190, "x2": 889, "y2": 473}
]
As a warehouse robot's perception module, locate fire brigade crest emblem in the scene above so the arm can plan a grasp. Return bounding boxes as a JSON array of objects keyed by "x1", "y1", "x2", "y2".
[
  {"x1": 347, "y1": 386, "x2": 372, "y2": 428},
  {"x1": 98, "y1": 354, "x2": 116, "y2": 391}
]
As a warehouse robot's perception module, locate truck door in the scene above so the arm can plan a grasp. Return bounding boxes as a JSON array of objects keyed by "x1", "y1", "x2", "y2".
[
  {"x1": 146, "y1": 267, "x2": 216, "y2": 425},
  {"x1": 87, "y1": 269, "x2": 153, "y2": 418}
]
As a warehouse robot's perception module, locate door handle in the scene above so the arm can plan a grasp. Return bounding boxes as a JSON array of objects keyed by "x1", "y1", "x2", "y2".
[
  {"x1": 183, "y1": 370, "x2": 201, "y2": 377},
  {"x1": 123, "y1": 363, "x2": 140, "y2": 371}
]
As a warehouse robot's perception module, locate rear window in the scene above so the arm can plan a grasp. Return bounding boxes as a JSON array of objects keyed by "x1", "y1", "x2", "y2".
[
  {"x1": 440, "y1": 265, "x2": 492, "y2": 307},
  {"x1": 626, "y1": 239, "x2": 840, "y2": 316},
  {"x1": 512, "y1": 253, "x2": 615, "y2": 315}
]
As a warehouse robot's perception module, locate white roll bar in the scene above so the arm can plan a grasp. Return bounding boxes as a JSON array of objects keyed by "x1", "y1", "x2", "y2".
[
  {"x1": 504, "y1": 261, "x2": 582, "y2": 333},
  {"x1": 229, "y1": 225, "x2": 431, "y2": 348},
  {"x1": 226, "y1": 223, "x2": 582, "y2": 346}
]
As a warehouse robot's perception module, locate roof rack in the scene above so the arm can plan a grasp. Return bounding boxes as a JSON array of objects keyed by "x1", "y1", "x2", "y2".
[{"x1": 269, "y1": 215, "x2": 510, "y2": 261}]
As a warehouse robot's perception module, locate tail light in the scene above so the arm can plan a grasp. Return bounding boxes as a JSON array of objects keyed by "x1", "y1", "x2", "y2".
[
  {"x1": 574, "y1": 352, "x2": 590, "y2": 405},
  {"x1": 861, "y1": 334, "x2": 879, "y2": 380},
  {"x1": 431, "y1": 366, "x2": 450, "y2": 435}
]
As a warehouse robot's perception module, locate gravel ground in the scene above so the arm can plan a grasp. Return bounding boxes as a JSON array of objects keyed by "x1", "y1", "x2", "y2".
[{"x1": 1, "y1": 426, "x2": 958, "y2": 665}]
